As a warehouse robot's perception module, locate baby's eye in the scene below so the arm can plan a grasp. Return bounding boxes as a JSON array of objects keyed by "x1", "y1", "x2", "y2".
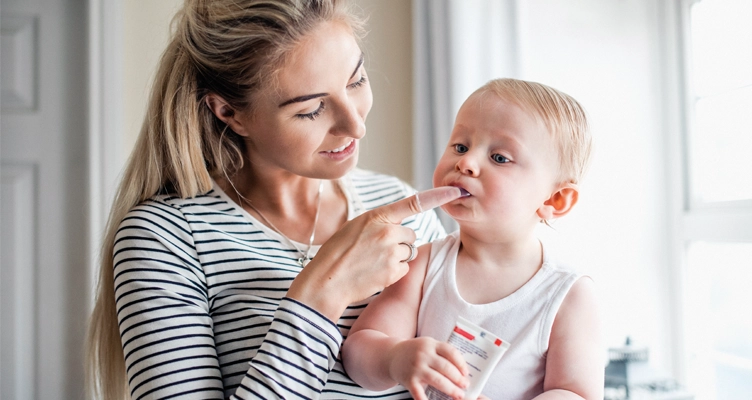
[
  {"x1": 454, "y1": 144, "x2": 469, "y2": 153},
  {"x1": 492, "y1": 154, "x2": 510, "y2": 164}
]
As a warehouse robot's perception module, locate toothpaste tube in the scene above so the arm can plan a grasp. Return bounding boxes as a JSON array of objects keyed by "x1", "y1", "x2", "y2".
[{"x1": 426, "y1": 317, "x2": 511, "y2": 400}]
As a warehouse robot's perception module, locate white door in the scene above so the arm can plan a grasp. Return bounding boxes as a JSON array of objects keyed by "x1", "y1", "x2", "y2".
[{"x1": 1, "y1": 0, "x2": 88, "y2": 398}]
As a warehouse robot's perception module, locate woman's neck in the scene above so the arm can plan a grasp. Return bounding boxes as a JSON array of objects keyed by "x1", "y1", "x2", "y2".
[
  {"x1": 226, "y1": 166, "x2": 324, "y2": 212},
  {"x1": 216, "y1": 165, "x2": 348, "y2": 244}
]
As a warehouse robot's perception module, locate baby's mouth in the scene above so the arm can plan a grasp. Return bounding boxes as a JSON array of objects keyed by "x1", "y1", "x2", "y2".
[{"x1": 459, "y1": 188, "x2": 472, "y2": 197}]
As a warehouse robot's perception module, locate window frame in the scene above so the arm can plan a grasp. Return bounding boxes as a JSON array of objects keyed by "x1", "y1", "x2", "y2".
[{"x1": 662, "y1": 0, "x2": 752, "y2": 389}]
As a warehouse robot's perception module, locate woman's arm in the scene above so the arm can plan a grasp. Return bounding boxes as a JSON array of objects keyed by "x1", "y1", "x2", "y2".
[
  {"x1": 534, "y1": 277, "x2": 604, "y2": 400},
  {"x1": 115, "y1": 201, "x2": 342, "y2": 400}
]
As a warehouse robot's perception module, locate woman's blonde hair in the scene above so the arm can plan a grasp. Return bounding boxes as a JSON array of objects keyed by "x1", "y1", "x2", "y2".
[
  {"x1": 85, "y1": 1, "x2": 363, "y2": 398},
  {"x1": 478, "y1": 78, "x2": 592, "y2": 185}
]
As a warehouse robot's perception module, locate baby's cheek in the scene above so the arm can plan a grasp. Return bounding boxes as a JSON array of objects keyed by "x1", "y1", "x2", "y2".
[
  {"x1": 431, "y1": 166, "x2": 444, "y2": 188},
  {"x1": 432, "y1": 159, "x2": 453, "y2": 186}
]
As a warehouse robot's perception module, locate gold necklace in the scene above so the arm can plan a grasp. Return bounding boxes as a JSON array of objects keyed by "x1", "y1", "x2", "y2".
[{"x1": 240, "y1": 180, "x2": 324, "y2": 267}]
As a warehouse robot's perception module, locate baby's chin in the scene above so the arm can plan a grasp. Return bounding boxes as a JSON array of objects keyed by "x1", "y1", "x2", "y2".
[{"x1": 440, "y1": 204, "x2": 472, "y2": 223}]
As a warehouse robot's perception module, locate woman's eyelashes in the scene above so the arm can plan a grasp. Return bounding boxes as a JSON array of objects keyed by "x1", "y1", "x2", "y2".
[
  {"x1": 348, "y1": 74, "x2": 367, "y2": 89},
  {"x1": 294, "y1": 74, "x2": 367, "y2": 121},
  {"x1": 296, "y1": 101, "x2": 325, "y2": 121}
]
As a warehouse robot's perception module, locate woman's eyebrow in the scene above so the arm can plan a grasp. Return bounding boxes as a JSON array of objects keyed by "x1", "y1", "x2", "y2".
[
  {"x1": 278, "y1": 92, "x2": 327, "y2": 108},
  {"x1": 278, "y1": 53, "x2": 365, "y2": 108},
  {"x1": 350, "y1": 52, "x2": 365, "y2": 80}
]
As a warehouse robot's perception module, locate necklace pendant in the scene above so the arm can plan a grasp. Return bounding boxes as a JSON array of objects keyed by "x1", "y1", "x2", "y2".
[{"x1": 299, "y1": 257, "x2": 311, "y2": 267}]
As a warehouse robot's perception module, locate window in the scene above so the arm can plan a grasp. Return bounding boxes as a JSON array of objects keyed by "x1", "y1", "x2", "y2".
[
  {"x1": 685, "y1": 242, "x2": 752, "y2": 399},
  {"x1": 685, "y1": 0, "x2": 752, "y2": 205},
  {"x1": 678, "y1": 1, "x2": 752, "y2": 399}
]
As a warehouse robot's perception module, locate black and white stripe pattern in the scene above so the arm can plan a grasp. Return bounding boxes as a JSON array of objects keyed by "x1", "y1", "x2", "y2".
[{"x1": 114, "y1": 169, "x2": 446, "y2": 399}]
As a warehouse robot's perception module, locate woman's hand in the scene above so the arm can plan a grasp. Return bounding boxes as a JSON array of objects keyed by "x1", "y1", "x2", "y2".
[
  {"x1": 287, "y1": 186, "x2": 461, "y2": 321},
  {"x1": 388, "y1": 337, "x2": 468, "y2": 400}
]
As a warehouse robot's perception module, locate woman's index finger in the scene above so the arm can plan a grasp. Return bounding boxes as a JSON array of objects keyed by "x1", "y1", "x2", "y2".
[{"x1": 375, "y1": 187, "x2": 462, "y2": 224}]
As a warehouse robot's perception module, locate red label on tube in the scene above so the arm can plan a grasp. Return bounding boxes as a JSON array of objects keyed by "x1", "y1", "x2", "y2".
[{"x1": 454, "y1": 326, "x2": 475, "y2": 341}]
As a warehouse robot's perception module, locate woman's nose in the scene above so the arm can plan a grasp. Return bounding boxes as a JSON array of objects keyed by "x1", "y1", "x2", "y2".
[
  {"x1": 455, "y1": 156, "x2": 479, "y2": 176},
  {"x1": 331, "y1": 98, "x2": 366, "y2": 139}
]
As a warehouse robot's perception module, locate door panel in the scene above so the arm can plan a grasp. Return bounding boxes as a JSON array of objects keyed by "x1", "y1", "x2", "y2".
[{"x1": 1, "y1": 0, "x2": 88, "y2": 398}]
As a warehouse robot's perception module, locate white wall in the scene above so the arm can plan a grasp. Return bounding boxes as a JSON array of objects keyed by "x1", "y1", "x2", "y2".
[
  {"x1": 516, "y1": 0, "x2": 675, "y2": 374},
  {"x1": 123, "y1": 0, "x2": 182, "y2": 151},
  {"x1": 352, "y1": 0, "x2": 414, "y2": 182}
]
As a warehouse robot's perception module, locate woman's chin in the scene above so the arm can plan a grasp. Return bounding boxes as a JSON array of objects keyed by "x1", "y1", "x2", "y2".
[{"x1": 318, "y1": 155, "x2": 359, "y2": 180}]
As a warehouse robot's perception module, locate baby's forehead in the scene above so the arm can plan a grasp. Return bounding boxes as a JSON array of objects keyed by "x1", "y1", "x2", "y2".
[{"x1": 459, "y1": 93, "x2": 551, "y2": 135}]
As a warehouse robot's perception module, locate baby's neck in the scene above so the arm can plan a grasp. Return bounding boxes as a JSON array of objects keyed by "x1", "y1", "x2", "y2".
[
  {"x1": 454, "y1": 230, "x2": 543, "y2": 305},
  {"x1": 458, "y1": 229, "x2": 541, "y2": 266}
]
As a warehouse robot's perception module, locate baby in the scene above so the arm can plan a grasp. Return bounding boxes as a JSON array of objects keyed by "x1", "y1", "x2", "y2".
[{"x1": 342, "y1": 78, "x2": 603, "y2": 400}]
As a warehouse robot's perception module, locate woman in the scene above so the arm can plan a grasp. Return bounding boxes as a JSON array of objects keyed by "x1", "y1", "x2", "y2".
[{"x1": 85, "y1": 0, "x2": 460, "y2": 399}]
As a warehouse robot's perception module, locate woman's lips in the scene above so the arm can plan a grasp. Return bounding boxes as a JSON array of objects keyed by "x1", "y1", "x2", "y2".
[{"x1": 320, "y1": 139, "x2": 356, "y2": 160}]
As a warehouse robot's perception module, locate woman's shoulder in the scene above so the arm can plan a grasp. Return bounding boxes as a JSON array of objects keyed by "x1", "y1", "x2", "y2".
[
  {"x1": 122, "y1": 188, "x2": 239, "y2": 229},
  {"x1": 346, "y1": 168, "x2": 416, "y2": 208}
]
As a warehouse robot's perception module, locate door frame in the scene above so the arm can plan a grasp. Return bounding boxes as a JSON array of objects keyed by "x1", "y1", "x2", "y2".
[{"x1": 87, "y1": 0, "x2": 124, "y2": 307}]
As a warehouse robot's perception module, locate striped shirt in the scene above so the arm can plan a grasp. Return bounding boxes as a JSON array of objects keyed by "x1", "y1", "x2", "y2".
[{"x1": 114, "y1": 169, "x2": 446, "y2": 399}]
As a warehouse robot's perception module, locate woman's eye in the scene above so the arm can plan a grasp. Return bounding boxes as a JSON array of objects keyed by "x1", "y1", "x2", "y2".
[
  {"x1": 348, "y1": 74, "x2": 368, "y2": 89},
  {"x1": 296, "y1": 101, "x2": 325, "y2": 121},
  {"x1": 492, "y1": 154, "x2": 510, "y2": 164},
  {"x1": 454, "y1": 144, "x2": 468, "y2": 153}
]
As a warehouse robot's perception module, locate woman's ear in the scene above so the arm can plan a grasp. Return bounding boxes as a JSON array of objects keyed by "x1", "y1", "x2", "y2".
[
  {"x1": 536, "y1": 184, "x2": 579, "y2": 221},
  {"x1": 205, "y1": 94, "x2": 248, "y2": 136}
]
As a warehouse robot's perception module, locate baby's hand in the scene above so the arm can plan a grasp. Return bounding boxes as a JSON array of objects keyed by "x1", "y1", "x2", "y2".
[
  {"x1": 476, "y1": 395, "x2": 491, "y2": 400},
  {"x1": 387, "y1": 337, "x2": 468, "y2": 400}
]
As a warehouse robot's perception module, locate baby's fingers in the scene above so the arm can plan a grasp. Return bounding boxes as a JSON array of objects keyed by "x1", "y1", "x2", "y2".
[
  {"x1": 407, "y1": 379, "x2": 429, "y2": 400},
  {"x1": 423, "y1": 367, "x2": 466, "y2": 400},
  {"x1": 435, "y1": 343, "x2": 470, "y2": 385}
]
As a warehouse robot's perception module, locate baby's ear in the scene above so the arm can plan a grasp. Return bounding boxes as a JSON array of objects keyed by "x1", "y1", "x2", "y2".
[{"x1": 537, "y1": 184, "x2": 579, "y2": 221}]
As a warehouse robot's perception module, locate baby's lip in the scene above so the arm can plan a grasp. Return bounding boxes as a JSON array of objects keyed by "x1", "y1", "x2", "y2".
[{"x1": 448, "y1": 183, "x2": 472, "y2": 197}]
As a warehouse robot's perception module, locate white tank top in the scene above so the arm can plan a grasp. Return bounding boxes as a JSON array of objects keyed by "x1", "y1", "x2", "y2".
[{"x1": 417, "y1": 231, "x2": 582, "y2": 400}]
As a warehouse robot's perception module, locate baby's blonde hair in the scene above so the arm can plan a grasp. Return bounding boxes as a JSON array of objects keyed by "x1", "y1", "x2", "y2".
[{"x1": 477, "y1": 78, "x2": 592, "y2": 185}]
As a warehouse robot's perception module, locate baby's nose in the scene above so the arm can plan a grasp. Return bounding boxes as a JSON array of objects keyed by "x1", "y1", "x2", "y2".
[{"x1": 455, "y1": 159, "x2": 479, "y2": 176}]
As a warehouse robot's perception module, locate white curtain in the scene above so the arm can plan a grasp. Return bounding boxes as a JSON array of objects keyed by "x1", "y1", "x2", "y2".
[{"x1": 412, "y1": 0, "x2": 519, "y2": 228}]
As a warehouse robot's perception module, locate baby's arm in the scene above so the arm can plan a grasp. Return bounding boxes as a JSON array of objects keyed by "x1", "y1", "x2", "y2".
[
  {"x1": 536, "y1": 277, "x2": 604, "y2": 400},
  {"x1": 343, "y1": 243, "x2": 468, "y2": 400}
]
